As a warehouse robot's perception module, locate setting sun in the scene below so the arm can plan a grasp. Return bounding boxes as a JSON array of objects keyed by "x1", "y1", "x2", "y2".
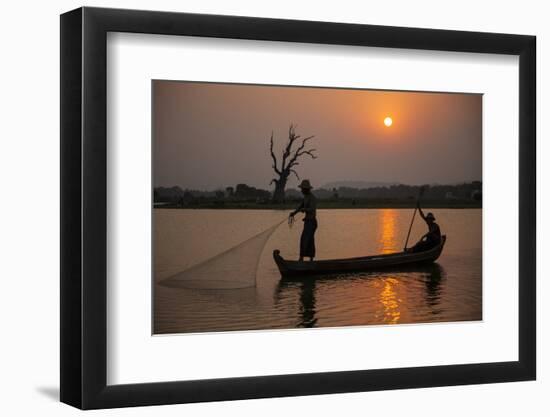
[{"x1": 384, "y1": 116, "x2": 393, "y2": 127}]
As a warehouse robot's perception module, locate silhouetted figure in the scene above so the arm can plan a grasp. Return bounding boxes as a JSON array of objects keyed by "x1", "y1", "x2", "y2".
[
  {"x1": 408, "y1": 203, "x2": 441, "y2": 253},
  {"x1": 289, "y1": 179, "x2": 317, "y2": 261}
]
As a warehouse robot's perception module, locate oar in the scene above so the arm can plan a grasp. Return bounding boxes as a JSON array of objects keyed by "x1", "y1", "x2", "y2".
[{"x1": 404, "y1": 186, "x2": 425, "y2": 250}]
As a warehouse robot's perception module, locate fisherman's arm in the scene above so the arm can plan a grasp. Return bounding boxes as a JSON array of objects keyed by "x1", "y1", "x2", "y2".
[
  {"x1": 290, "y1": 201, "x2": 304, "y2": 217},
  {"x1": 417, "y1": 202, "x2": 427, "y2": 222}
]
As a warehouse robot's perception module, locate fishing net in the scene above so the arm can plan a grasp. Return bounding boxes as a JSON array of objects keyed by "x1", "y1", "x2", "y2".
[{"x1": 160, "y1": 218, "x2": 285, "y2": 290}]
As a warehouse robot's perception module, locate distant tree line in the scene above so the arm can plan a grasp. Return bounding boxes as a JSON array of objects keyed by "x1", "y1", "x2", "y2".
[
  {"x1": 154, "y1": 181, "x2": 482, "y2": 206},
  {"x1": 293, "y1": 181, "x2": 482, "y2": 201},
  {"x1": 154, "y1": 183, "x2": 271, "y2": 206}
]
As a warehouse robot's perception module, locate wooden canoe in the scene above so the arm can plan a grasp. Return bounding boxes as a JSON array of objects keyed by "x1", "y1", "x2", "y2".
[{"x1": 273, "y1": 235, "x2": 446, "y2": 278}]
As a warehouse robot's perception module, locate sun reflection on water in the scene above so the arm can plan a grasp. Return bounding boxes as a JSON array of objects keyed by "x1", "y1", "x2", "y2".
[
  {"x1": 377, "y1": 209, "x2": 402, "y2": 323},
  {"x1": 380, "y1": 277, "x2": 401, "y2": 324},
  {"x1": 379, "y1": 209, "x2": 399, "y2": 254}
]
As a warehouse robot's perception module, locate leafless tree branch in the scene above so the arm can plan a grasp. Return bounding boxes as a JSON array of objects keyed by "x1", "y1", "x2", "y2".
[
  {"x1": 287, "y1": 135, "x2": 317, "y2": 168},
  {"x1": 268, "y1": 124, "x2": 317, "y2": 202},
  {"x1": 269, "y1": 131, "x2": 281, "y2": 175},
  {"x1": 289, "y1": 169, "x2": 300, "y2": 181}
]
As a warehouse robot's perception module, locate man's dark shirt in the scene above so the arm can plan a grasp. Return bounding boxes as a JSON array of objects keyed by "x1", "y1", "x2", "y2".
[
  {"x1": 297, "y1": 193, "x2": 317, "y2": 220},
  {"x1": 426, "y1": 222, "x2": 441, "y2": 243}
]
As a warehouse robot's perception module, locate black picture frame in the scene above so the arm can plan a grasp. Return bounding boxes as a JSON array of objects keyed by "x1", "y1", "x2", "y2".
[{"x1": 60, "y1": 6, "x2": 536, "y2": 410}]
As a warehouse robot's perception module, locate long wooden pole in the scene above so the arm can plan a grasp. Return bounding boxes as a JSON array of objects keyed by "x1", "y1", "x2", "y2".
[
  {"x1": 404, "y1": 187, "x2": 425, "y2": 250},
  {"x1": 404, "y1": 209, "x2": 417, "y2": 251}
]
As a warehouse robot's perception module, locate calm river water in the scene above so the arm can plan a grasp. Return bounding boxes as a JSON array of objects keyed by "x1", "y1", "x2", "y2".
[{"x1": 154, "y1": 209, "x2": 481, "y2": 334}]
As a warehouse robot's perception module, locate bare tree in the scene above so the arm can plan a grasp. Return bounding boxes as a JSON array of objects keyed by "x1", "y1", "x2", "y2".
[{"x1": 269, "y1": 124, "x2": 317, "y2": 203}]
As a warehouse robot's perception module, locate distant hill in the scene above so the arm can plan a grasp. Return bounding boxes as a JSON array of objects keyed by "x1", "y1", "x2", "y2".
[{"x1": 322, "y1": 180, "x2": 400, "y2": 189}]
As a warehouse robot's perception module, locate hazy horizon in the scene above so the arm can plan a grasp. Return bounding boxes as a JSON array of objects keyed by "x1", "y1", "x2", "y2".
[{"x1": 153, "y1": 81, "x2": 482, "y2": 190}]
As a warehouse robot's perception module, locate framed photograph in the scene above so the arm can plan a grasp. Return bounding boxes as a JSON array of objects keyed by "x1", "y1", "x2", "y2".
[{"x1": 60, "y1": 7, "x2": 536, "y2": 409}]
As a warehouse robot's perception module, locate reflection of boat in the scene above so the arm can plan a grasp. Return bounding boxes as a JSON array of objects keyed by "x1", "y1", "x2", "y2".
[{"x1": 273, "y1": 235, "x2": 446, "y2": 278}]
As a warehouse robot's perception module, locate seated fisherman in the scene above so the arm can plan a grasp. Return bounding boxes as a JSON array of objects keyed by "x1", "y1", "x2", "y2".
[{"x1": 408, "y1": 202, "x2": 441, "y2": 253}]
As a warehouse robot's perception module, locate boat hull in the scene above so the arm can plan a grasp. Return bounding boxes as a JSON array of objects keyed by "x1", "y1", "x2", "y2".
[{"x1": 273, "y1": 235, "x2": 446, "y2": 278}]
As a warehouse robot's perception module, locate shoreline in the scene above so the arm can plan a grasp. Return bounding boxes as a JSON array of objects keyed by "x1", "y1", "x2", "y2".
[{"x1": 154, "y1": 201, "x2": 482, "y2": 210}]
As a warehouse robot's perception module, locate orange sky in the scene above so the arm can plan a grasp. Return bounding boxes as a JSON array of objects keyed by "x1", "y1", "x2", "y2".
[{"x1": 153, "y1": 81, "x2": 482, "y2": 190}]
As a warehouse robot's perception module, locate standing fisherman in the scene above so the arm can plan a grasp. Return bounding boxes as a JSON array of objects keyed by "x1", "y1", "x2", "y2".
[{"x1": 289, "y1": 180, "x2": 318, "y2": 261}]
